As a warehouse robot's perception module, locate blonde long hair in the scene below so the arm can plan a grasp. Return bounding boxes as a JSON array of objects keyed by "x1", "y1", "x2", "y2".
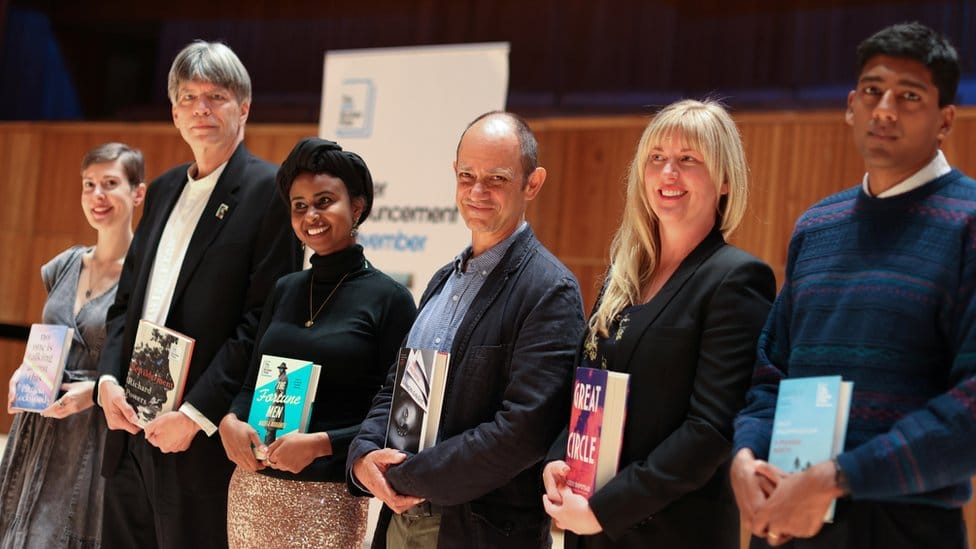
[{"x1": 588, "y1": 99, "x2": 750, "y2": 344}]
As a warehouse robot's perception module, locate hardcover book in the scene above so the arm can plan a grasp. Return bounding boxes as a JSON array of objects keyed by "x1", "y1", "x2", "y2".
[
  {"x1": 246, "y1": 354, "x2": 322, "y2": 460},
  {"x1": 564, "y1": 367, "x2": 630, "y2": 499},
  {"x1": 385, "y1": 347, "x2": 451, "y2": 453},
  {"x1": 125, "y1": 319, "x2": 195, "y2": 427},
  {"x1": 768, "y1": 375, "x2": 853, "y2": 521},
  {"x1": 12, "y1": 324, "x2": 74, "y2": 412}
]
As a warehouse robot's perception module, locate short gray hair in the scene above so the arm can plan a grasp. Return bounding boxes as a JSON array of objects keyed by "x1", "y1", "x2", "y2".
[{"x1": 167, "y1": 41, "x2": 252, "y2": 105}]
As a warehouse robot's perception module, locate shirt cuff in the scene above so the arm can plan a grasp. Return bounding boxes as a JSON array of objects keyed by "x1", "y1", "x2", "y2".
[
  {"x1": 96, "y1": 375, "x2": 120, "y2": 407},
  {"x1": 179, "y1": 402, "x2": 218, "y2": 436}
]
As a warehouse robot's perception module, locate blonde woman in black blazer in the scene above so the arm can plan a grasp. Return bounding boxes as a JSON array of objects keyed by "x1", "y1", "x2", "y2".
[{"x1": 543, "y1": 99, "x2": 776, "y2": 549}]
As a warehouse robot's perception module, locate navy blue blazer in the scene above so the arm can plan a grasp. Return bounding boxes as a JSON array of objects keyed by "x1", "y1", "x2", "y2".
[{"x1": 348, "y1": 226, "x2": 586, "y2": 549}]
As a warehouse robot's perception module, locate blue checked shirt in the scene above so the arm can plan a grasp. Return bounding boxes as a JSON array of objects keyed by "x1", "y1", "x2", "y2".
[{"x1": 406, "y1": 223, "x2": 527, "y2": 352}]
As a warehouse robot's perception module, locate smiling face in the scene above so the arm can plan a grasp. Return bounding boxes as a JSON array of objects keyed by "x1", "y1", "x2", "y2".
[
  {"x1": 643, "y1": 130, "x2": 725, "y2": 237},
  {"x1": 846, "y1": 55, "x2": 955, "y2": 192},
  {"x1": 289, "y1": 172, "x2": 364, "y2": 256},
  {"x1": 80, "y1": 160, "x2": 144, "y2": 231},
  {"x1": 171, "y1": 79, "x2": 249, "y2": 151},
  {"x1": 454, "y1": 117, "x2": 545, "y2": 255}
]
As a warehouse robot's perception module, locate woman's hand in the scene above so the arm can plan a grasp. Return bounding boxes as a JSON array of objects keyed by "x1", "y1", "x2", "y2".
[
  {"x1": 542, "y1": 460, "x2": 570, "y2": 505},
  {"x1": 7, "y1": 366, "x2": 23, "y2": 414},
  {"x1": 542, "y1": 481, "x2": 603, "y2": 535},
  {"x1": 218, "y1": 413, "x2": 266, "y2": 472},
  {"x1": 265, "y1": 432, "x2": 331, "y2": 474},
  {"x1": 40, "y1": 381, "x2": 95, "y2": 418}
]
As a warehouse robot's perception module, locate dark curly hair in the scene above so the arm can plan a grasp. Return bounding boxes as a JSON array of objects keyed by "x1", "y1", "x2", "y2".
[{"x1": 276, "y1": 137, "x2": 374, "y2": 225}]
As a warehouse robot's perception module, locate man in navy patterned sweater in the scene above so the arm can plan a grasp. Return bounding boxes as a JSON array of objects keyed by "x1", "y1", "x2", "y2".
[{"x1": 732, "y1": 22, "x2": 976, "y2": 549}]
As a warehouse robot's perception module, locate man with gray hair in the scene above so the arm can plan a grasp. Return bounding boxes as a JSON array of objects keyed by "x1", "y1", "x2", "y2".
[{"x1": 97, "y1": 41, "x2": 296, "y2": 548}]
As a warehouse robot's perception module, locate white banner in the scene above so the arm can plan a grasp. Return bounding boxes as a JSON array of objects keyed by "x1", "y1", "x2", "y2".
[{"x1": 318, "y1": 43, "x2": 510, "y2": 299}]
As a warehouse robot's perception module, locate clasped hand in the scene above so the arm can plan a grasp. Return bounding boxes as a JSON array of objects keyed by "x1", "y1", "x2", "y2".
[
  {"x1": 352, "y1": 449, "x2": 424, "y2": 514},
  {"x1": 144, "y1": 411, "x2": 201, "y2": 453},
  {"x1": 219, "y1": 414, "x2": 332, "y2": 474},
  {"x1": 541, "y1": 460, "x2": 603, "y2": 535},
  {"x1": 730, "y1": 449, "x2": 843, "y2": 546}
]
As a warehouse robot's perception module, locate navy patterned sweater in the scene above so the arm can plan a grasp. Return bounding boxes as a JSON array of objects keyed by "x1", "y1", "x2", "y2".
[{"x1": 735, "y1": 168, "x2": 976, "y2": 508}]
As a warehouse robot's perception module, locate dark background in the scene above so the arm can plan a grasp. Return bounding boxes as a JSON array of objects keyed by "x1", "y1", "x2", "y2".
[{"x1": 1, "y1": 0, "x2": 974, "y2": 122}]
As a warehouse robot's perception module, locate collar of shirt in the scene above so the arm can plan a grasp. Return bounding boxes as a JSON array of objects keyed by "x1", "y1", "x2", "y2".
[
  {"x1": 406, "y1": 222, "x2": 529, "y2": 352},
  {"x1": 185, "y1": 160, "x2": 229, "y2": 194},
  {"x1": 452, "y1": 221, "x2": 529, "y2": 277},
  {"x1": 861, "y1": 150, "x2": 951, "y2": 198}
]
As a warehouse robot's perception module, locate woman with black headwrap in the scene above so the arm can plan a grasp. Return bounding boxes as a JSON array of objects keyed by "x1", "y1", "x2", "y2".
[{"x1": 219, "y1": 138, "x2": 417, "y2": 547}]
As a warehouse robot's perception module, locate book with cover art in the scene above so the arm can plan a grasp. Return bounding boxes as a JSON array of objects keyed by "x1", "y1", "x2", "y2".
[
  {"x1": 768, "y1": 375, "x2": 853, "y2": 521},
  {"x1": 246, "y1": 354, "x2": 322, "y2": 460},
  {"x1": 564, "y1": 367, "x2": 630, "y2": 499},
  {"x1": 12, "y1": 324, "x2": 74, "y2": 412},
  {"x1": 125, "y1": 319, "x2": 195, "y2": 427},
  {"x1": 385, "y1": 347, "x2": 451, "y2": 454}
]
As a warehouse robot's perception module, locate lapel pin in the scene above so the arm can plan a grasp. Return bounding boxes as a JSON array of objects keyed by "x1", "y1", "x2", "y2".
[{"x1": 216, "y1": 203, "x2": 229, "y2": 219}]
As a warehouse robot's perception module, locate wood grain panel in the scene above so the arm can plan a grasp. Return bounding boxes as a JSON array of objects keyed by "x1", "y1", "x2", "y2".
[
  {"x1": 0, "y1": 339, "x2": 28, "y2": 433},
  {"x1": 1, "y1": 115, "x2": 975, "y2": 547}
]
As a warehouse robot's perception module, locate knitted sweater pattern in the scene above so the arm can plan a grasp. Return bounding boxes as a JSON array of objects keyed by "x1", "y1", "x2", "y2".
[{"x1": 735, "y1": 168, "x2": 976, "y2": 507}]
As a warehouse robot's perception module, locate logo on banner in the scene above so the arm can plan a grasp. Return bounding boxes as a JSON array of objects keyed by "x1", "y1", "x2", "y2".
[{"x1": 337, "y1": 78, "x2": 376, "y2": 138}]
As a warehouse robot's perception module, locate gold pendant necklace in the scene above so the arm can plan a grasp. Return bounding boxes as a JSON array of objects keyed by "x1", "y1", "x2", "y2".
[{"x1": 306, "y1": 271, "x2": 352, "y2": 328}]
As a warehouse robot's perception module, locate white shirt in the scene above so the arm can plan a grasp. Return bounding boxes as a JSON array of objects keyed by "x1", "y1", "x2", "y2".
[
  {"x1": 142, "y1": 163, "x2": 227, "y2": 323},
  {"x1": 861, "y1": 150, "x2": 951, "y2": 198}
]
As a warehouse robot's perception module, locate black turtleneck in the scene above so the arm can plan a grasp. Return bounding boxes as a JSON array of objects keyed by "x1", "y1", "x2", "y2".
[{"x1": 230, "y1": 244, "x2": 417, "y2": 482}]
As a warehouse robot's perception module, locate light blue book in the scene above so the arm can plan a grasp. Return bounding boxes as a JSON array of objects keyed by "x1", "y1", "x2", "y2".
[
  {"x1": 246, "y1": 354, "x2": 321, "y2": 460},
  {"x1": 12, "y1": 324, "x2": 74, "y2": 412},
  {"x1": 769, "y1": 375, "x2": 853, "y2": 521}
]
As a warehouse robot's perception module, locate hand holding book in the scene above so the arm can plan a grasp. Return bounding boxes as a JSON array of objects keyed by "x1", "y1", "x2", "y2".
[
  {"x1": 218, "y1": 414, "x2": 267, "y2": 471},
  {"x1": 264, "y1": 432, "x2": 331, "y2": 474},
  {"x1": 541, "y1": 460, "x2": 604, "y2": 535},
  {"x1": 144, "y1": 411, "x2": 201, "y2": 453},
  {"x1": 38, "y1": 380, "x2": 96, "y2": 419},
  {"x1": 751, "y1": 458, "x2": 846, "y2": 542},
  {"x1": 98, "y1": 381, "x2": 142, "y2": 434}
]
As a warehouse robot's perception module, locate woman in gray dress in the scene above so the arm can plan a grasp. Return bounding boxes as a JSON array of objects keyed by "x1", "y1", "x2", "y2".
[{"x1": 0, "y1": 143, "x2": 145, "y2": 549}]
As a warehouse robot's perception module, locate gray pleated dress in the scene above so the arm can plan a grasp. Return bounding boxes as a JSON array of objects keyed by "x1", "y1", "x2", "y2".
[{"x1": 0, "y1": 246, "x2": 113, "y2": 549}]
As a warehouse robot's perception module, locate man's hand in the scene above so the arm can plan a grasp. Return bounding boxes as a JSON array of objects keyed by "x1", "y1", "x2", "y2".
[
  {"x1": 730, "y1": 448, "x2": 779, "y2": 537},
  {"x1": 144, "y1": 411, "x2": 201, "y2": 453},
  {"x1": 542, "y1": 484, "x2": 603, "y2": 535},
  {"x1": 753, "y1": 459, "x2": 842, "y2": 544},
  {"x1": 98, "y1": 380, "x2": 142, "y2": 434},
  {"x1": 218, "y1": 413, "x2": 266, "y2": 472},
  {"x1": 40, "y1": 381, "x2": 95, "y2": 419},
  {"x1": 352, "y1": 449, "x2": 424, "y2": 514},
  {"x1": 265, "y1": 432, "x2": 331, "y2": 474}
]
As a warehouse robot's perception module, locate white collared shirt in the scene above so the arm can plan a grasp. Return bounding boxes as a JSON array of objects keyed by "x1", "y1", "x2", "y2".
[{"x1": 861, "y1": 150, "x2": 951, "y2": 198}]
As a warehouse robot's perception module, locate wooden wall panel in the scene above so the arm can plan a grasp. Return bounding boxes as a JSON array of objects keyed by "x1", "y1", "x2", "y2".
[
  {"x1": 0, "y1": 113, "x2": 974, "y2": 546},
  {"x1": 0, "y1": 339, "x2": 28, "y2": 433}
]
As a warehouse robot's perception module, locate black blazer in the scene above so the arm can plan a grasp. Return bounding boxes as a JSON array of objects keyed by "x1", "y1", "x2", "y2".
[
  {"x1": 97, "y1": 143, "x2": 298, "y2": 480},
  {"x1": 554, "y1": 230, "x2": 775, "y2": 549}
]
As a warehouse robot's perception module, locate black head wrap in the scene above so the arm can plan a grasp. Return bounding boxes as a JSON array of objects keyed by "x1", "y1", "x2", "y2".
[{"x1": 276, "y1": 137, "x2": 374, "y2": 225}]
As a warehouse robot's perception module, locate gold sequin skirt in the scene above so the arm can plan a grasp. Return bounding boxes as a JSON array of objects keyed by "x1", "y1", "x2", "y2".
[{"x1": 227, "y1": 467, "x2": 369, "y2": 549}]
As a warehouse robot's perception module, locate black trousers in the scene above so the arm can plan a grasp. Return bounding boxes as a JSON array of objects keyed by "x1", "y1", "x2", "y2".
[
  {"x1": 101, "y1": 432, "x2": 234, "y2": 549},
  {"x1": 748, "y1": 499, "x2": 967, "y2": 549}
]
